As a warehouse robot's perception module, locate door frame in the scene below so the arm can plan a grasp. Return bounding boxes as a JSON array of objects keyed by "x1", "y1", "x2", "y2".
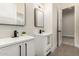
[
  {"x1": 57, "y1": 6, "x2": 75, "y2": 47},
  {"x1": 57, "y1": 8, "x2": 63, "y2": 47}
]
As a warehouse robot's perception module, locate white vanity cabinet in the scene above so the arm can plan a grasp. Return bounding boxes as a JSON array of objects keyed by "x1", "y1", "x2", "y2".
[
  {"x1": 0, "y1": 36, "x2": 35, "y2": 56},
  {"x1": 34, "y1": 33, "x2": 52, "y2": 56},
  {"x1": 0, "y1": 43, "x2": 23, "y2": 56}
]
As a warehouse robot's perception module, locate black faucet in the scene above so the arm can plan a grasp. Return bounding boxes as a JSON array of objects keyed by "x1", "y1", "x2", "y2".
[
  {"x1": 14, "y1": 30, "x2": 18, "y2": 37},
  {"x1": 39, "y1": 29, "x2": 44, "y2": 34}
]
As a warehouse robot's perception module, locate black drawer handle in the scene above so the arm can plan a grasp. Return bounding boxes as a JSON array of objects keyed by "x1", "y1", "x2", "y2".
[
  {"x1": 19, "y1": 45, "x2": 21, "y2": 56},
  {"x1": 25, "y1": 43, "x2": 27, "y2": 56}
]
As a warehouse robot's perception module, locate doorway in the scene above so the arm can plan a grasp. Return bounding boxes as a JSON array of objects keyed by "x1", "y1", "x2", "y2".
[{"x1": 57, "y1": 6, "x2": 75, "y2": 47}]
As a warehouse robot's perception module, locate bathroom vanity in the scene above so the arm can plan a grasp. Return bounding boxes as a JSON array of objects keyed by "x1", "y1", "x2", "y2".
[
  {"x1": 34, "y1": 33, "x2": 52, "y2": 56},
  {"x1": 0, "y1": 36, "x2": 35, "y2": 56}
]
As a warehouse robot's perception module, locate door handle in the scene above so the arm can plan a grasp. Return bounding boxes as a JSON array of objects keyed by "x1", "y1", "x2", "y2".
[
  {"x1": 57, "y1": 30, "x2": 62, "y2": 32},
  {"x1": 25, "y1": 43, "x2": 27, "y2": 56},
  {"x1": 19, "y1": 45, "x2": 21, "y2": 56}
]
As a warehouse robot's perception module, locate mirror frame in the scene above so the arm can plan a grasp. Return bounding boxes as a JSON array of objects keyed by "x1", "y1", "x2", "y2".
[{"x1": 34, "y1": 8, "x2": 44, "y2": 28}]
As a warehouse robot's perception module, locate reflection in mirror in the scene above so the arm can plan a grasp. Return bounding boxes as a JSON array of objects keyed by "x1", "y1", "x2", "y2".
[
  {"x1": 34, "y1": 7, "x2": 44, "y2": 27},
  {"x1": 0, "y1": 3, "x2": 26, "y2": 25},
  {"x1": 16, "y1": 3, "x2": 26, "y2": 25}
]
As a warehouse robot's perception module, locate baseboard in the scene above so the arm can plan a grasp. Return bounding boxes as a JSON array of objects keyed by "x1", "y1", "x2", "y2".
[{"x1": 62, "y1": 35, "x2": 74, "y2": 39}]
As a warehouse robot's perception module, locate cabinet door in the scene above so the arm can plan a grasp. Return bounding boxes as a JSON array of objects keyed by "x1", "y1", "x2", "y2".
[
  {"x1": 34, "y1": 36, "x2": 46, "y2": 56},
  {"x1": 26, "y1": 40, "x2": 35, "y2": 56},
  {"x1": 0, "y1": 44, "x2": 22, "y2": 56}
]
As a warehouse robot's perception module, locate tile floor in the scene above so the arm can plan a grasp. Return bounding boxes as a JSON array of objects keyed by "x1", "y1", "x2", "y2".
[{"x1": 48, "y1": 44, "x2": 79, "y2": 56}]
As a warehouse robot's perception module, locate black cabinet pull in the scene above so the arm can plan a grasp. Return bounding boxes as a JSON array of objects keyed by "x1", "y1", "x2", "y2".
[
  {"x1": 19, "y1": 45, "x2": 21, "y2": 56},
  {"x1": 25, "y1": 43, "x2": 27, "y2": 56}
]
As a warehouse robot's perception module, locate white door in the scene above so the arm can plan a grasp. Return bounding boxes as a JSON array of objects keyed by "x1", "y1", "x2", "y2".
[{"x1": 57, "y1": 9, "x2": 63, "y2": 47}]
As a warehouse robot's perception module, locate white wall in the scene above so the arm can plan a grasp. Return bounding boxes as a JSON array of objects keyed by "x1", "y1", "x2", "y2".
[
  {"x1": 52, "y1": 4, "x2": 57, "y2": 52},
  {"x1": 44, "y1": 4, "x2": 53, "y2": 33},
  {"x1": 62, "y1": 8, "x2": 74, "y2": 37}
]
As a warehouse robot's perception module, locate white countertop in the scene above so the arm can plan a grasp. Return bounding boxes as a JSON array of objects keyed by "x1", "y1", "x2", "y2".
[
  {"x1": 34, "y1": 32, "x2": 52, "y2": 36},
  {"x1": 0, "y1": 35, "x2": 34, "y2": 48}
]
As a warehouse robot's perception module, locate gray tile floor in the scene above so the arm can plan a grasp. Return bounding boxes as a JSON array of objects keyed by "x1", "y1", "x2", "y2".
[{"x1": 48, "y1": 44, "x2": 79, "y2": 56}]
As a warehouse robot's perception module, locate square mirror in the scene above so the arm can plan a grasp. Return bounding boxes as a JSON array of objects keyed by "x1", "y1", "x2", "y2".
[
  {"x1": 34, "y1": 8, "x2": 44, "y2": 27},
  {"x1": 0, "y1": 3, "x2": 26, "y2": 25}
]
